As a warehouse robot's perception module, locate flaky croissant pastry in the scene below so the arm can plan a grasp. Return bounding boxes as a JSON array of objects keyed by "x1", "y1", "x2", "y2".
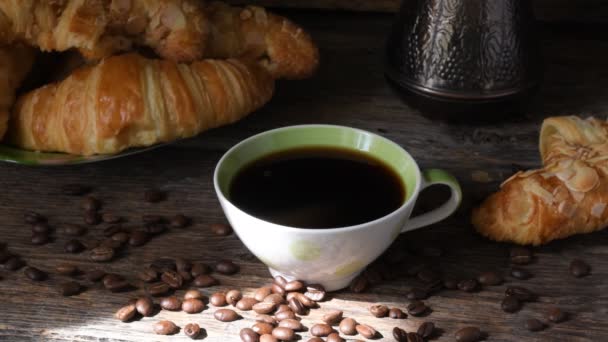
[
  {"x1": 473, "y1": 116, "x2": 608, "y2": 245},
  {"x1": 0, "y1": 0, "x2": 208, "y2": 62},
  {"x1": 0, "y1": 44, "x2": 35, "y2": 140},
  {"x1": 204, "y1": 2, "x2": 319, "y2": 79},
  {"x1": 8, "y1": 53, "x2": 274, "y2": 155}
]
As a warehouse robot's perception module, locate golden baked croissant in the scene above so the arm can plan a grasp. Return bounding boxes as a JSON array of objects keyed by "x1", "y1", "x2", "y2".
[
  {"x1": 0, "y1": 0, "x2": 208, "y2": 62},
  {"x1": 0, "y1": 44, "x2": 35, "y2": 140},
  {"x1": 472, "y1": 116, "x2": 608, "y2": 245},
  {"x1": 204, "y1": 1, "x2": 319, "y2": 79},
  {"x1": 8, "y1": 53, "x2": 274, "y2": 155}
]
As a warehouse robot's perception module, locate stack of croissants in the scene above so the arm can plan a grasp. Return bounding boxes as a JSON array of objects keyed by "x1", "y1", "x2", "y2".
[{"x1": 0, "y1": 0, "x2": 319, "y2": 155}]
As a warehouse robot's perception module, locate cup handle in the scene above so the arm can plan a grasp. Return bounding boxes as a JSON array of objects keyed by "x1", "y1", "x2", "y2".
[{"x1": 401, "y1": 169, "x2": 462, "y2": 233}]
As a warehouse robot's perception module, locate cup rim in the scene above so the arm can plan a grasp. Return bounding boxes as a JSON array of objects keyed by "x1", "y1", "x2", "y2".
[{"x1": 213, "y1": 124, "x2": 422, "y2": 234}]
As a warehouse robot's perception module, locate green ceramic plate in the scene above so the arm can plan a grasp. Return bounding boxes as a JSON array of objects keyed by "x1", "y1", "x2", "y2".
[{"x1": 0, "y1": 144, "x2": 166, "y2": 166}]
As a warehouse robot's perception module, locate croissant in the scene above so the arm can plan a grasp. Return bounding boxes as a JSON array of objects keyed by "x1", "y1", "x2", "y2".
[
  {"x1": 0, "y1": 0, "x2": 208, "y2": 62},
  {"x1": 0, "y1": 44, "x2": 35, "y2": 140},
  {"x1": 8, "y1": 53, "x2": 274, "y2": 155},
  {"x1": 472, "y1": 116, "x2": 608, "y2": 245},
  {"x1": 204, "y1": 1, "x2": 319, "y2": 79}
]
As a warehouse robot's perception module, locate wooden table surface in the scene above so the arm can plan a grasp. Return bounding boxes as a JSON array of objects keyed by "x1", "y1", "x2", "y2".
[{"x1": 1, "y1": 10, "x2": 608, "y2": 342}]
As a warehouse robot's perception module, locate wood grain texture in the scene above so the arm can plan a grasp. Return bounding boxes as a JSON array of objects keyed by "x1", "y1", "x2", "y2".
[
  {"x1": 224, "y1": 0, "x2": 608, "y2": 23},
  {"x1": 1, "y1": 10, "x2": 608, "y2": 342}
]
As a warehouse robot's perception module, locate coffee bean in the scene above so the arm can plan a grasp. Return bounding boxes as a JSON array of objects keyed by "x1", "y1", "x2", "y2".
[
  {"x1": 389, "y1": 308, "x2": 407, "y2": 319},
  {"x1": 174, "y1": 257, "x2": 191, "y2": 272},
  {"x1": 547, "y1": 307, "x2": 567, "y2": 323},
  {"x1": 160, "y1": 296, "x2": 182, "y2": 310},
  {"x1": 505, "y1": 286, "x2": 536, "y2": 302},
  {"x1": 64, "y1": 239, "x2": 85, "y2": 253},
  {"x1": 272, "y1": 283, "x2": 286, "y2": 296},
  {"x1": 279, "y1": 319, "x2": 303, "y2": 331},
  {"x1": 264, "y1": 293, "x2": 285, "y2": 305},
  {"x1": 24, "y1": 267, "x2": 47, "y2": 281},
  {"x1": 276, "y1": 304, "x2": 292, "y2": 313},
  {"x1": 144, "y1": 223, "x2": 167, "y2": 235},
  {"x1": 161, "y1": 270, "x2": 183, "y2": 289},
  {"x1": 86, "y1": 269, "x2": 106, "y2": 282},
  {"x1": 170, "y1": 214, "x2": 191, "y2": 228},
  {"x1": 183, "y1": 298, "x2": 205, "y2": 313},
  {"x1": 4, "y1": 256, "x2": 25, "y2": 270},
  {"x1": 89, "y1": 246, "x2": 114, "y2": 262},
  {"x1": 215, "y1": 260, "x2": 239, "y2": 275},
  {"x1": 226, "y1": 289, "x2": 242, "y2": 305},
  {"x1": 417, "y1": 269, "x2": 440, "y2": 283},
  {"x1": 407, "y1": 301, "x2": 428, "y2": 316},
  {"x1": 236, "y1": 297, "x2": 258, "y2": 311},
  {"x1": 144, "y1": 189, "x2": 165, "y2": 203},
  {"x1": 60, "y1": 224, "x2": 87, "y2": 236},
  {"x1": 455, "y1": 327, "x2": 482, "y2": 342},
  {"x1": 210, "y1": 223, "x2": 232, "y2": 236},
  {"x1": 31, "y1": 233, "x2": 50, "y2": 245},
  {"x1": 61, "y1": 184, "x2": 91, "y2": 196},
  {"x1": 84, "y1": 211, "x2": 101, "y2": 225},
  {"x1": 272, "y1": 327, "x2": 295, "y2": 341},
  {"x1": 209, "y1": 292, "x2": 227, "y2": 306},
  {"x1": 407, "y1": 332, "x2": 424, "y2": 342},
  {"x1": 24, "y1": 211, "x2": 46, "y2": 224},
  {"x1": 275, "y1": 309, "x2": 297, "y2": 321},
  {"x1": 322, "y1": 310, "x2": 343, "y2": 325},
  {"x1": 339, "y1": 317, "x2": 357, "y2": 335},
  {"x1": 184, "y1": 323, "x2": 201, "y2": 339},
  {"x1": 148, "y1": 282, "x2": 171, "y2": 296},
  {"x1": 214, "y1": 308, "x2": 240, "y2": 321},
  {"x1": 103, "y1": 274, "x2": 130, "y2": 292},
  {"x1": 525, "y1": 318, "x2": 545, "y2": 332},
  {"x1": 417, "y1": 322, "x2": 435, "y2": 338},
  {"x1": 57, "y1": 264, "x2": 79, "y2": 277},
  {"x1": 184, "y1": 289, "x2": 205, "y2": 300},
  {"x1": 253, "y1": 302, "x2": 276, "y2": 314},
  {"x1": 570, "y1": 259, "x2": 591, "y2": 278},
  {"x1": 32, "y1": 222, "x2": 51, "y2": 234},
  {"x1": 257, "y1": 314, "x2": 277, "y2": 325},
  {"x1": 477, "y1": 271, "x2": 503, "y2": 286},
  {"x1": 288, "y1": 297, "x2": 306, "y2": 315},
  {"x1": 253, "y1": 322, "x2": 275, "y2": 335},
  {"x1": 501, "y1": 296, "x2": 521, "y2": 313},
  {"x1": 111, "y1": 232, "x2": 130, "y2": 244},
  {"x1": 510, "y1": 267, "x2": 532, "y2": 280},
  {"x1": 138, "y1": 268, "x2": 158, "y2": 282},
  {"x1": 305, "y1": 283, "x2": 326, "y2": 302},
  {"x1": 274, "y1": 275, "x2": 288, "y2": 288},
  {"x1": 255, "y1": 286, "x2": 273, "y2": 301},
  {"x1": 284, "y1": 280, "x2": 304, "y2": 292},
  {"x1": 260, "y1": 334, "x2": 278, "y2": 342},
  {"x1": 191, "y1": 263, "x2": 210, "y2": 277},
  {"x1": 129, "y1": 230, "x2": 149, "y2": 247},
  {"x1": 103, "y1": 224, "x2": 124, "y2": 237},
  {"x1": 101, "y1": 213, "x2": 122, "y2": 224},
  {"x1": 240, "y1": 328, "x2": 260, "y2": 342},
  {"x1": 327, "y1": 332, "x2": 344, "y2": 342},
  {"x1": 194, "y1": 274, "x2": 218, "y2": 287},
  {"x1": 141, "y1": 215, "x2": 163, "y2": 224},
  {"x1": 135, "y1": 297, "x2": 154, "y2": 316},
  {"x1": 510, "y1": 246, "x2": 533, "y2": 265},
  {"x1": 311, "y1": 323, "x2": 334, "y2": 337},
  {"x1": 153, "y1": 320, "x2": 178, "y2": 335},
  {"x1": 307, "y1": 338, "x2": 324, "y2": 342},
  {"x1": 458, "y1": 279, "x2": 479, "y2": 292},
  {"x1": 355, "y1": 324, "x2": 377, "y2": 339},
  {"x1": 350, "y1": 275, "x2": 368, "y2": 293},
  {"x1": 406, "y1": 288, "x2": 429, "y2": 300},
  {"x1": 115, "y1": 304, "x2": 137, "y2": 322},
  {"x1": 393, "y1": 327, "x2": 408, "y2": 342},
  {"x1": 370, "y1": 304, "x2": 389, "y2": 318},
  {"x1": 179, "y1": 270, "x2": 193, "y2": 282},
  {"x1": 60, "y1": 281, "x2": 81, "y2": 296}
]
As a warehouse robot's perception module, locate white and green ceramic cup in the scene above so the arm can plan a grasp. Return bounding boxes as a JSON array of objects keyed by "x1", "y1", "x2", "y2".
[{"x1": 214, "y1": 125, "x2": 461, "y2": 291}]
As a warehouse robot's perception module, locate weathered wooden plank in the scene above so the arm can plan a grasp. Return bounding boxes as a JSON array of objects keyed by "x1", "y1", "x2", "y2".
[
  {"x1": 224, "y1": 0, "x2": 608, "y2": 23},
  {"x1": 0, "y1": 10, "x2": 607, "y2": 342}
]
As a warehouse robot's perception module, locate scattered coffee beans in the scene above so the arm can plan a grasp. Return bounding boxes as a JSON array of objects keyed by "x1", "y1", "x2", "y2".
[
  {"x1": 304, "y1": 284, "x2": 326, "y2": 302},
  {"x1": 350, "y1": 275, "x2": 368, "y2": 293},
  {"x1": 160, "y1": 296, "x2": 182, "y2": 311},
  {"x1": 31, "y1": 233, "x2": 50, "y2": 245},
  {"x1": 407, "y1": 301, "x2": 428, "y2": 316},
  {"x1": 184, "y1": 289, "x2": 205, "y2": 300},
  {"x1": 31, "y1": 222, "x2": 51, "y2": 234},
  {"x1": 214, "y1": 308, "x2": 240, "y2": 322},
  {"x1": 148, "y1": 282, "x2": 171, "y2": 296},
  {"x1": 103, "y1": 274, "x2": 130, "y2": 292},
  {"x1": 525, "y1": 318, "x2": 545, "y2": 332},
  {"x1": 275, "y1": 309, "x2": 296, "y2": 321},
  {"x1": 60, "y1": 281, "x2": 81, "y2": 296},
  {"x1": 279, "y1": 319, "x2": 303, "y2": 331},
  {"x1": 255, "y1": 287, "x2": 273, "y2": 301},
  {"x1": 64, "y1": 239, "x2": 85, "y2": 254},
  {"x1": 370, "y1": 304, "x2": 389, "y2": 318},
  {"x1": 226, "y1": 289, "x2": 242, "y2": 305},
  {"x1": 288, "y1": 297, "x2": 306, "y2": 315},
  {"x1": 60, "y1": 224, "x2": 87, "y2": 236},
  {"x1": 284, "y1": 280, "x2": 304, "y2": 292},
  {"x1": 393, "y1": 327, "x2": 408, "y2": 342},
  {"x1": 322, "y1": 310, "x2": 343, "y2": 325},
  {"x1": 253, "y1": 302, "x2": 276, "y2": 315},
  {"x1": 153, "y1": 320, "x2": 178, "y2": 335},
  {"x1": 455, "y1": 326, "x2": 482, "y2": 342},
  {"x1": 260, "y1": 334, "x2": 278, "y2": 342},
  {"x1": 210, "y1": 223, "x2": 232, "y2": 236},
  {"x1": 306, "y1": 338, "x2": 323, "y2": 342},
  {"x1": 417, "y1": 322, "x2": 435, "y2": 339},
  {"x1": 24, "y1": 266, "x2": 47, "y2": 281},
  {"x1": 240, "y1": 328, "x2": 260, "y2": 342},
  {"x1": 135, "y1": 297, "x2": 154, "y2": 316},
  {"x1": 406, "y1": 288, "x2": 429, "y2": 300},
  {"x1": 265, "y1": 293, "x2": 285, "y2": 305},
  {"x1": 161, "y1": 270, "x2": 183, "y2": 289},
  {"x1": 89, "y1": 246, "x2": 114, "y2": 261},
  {"x1": 327, "y1": 332, "x2": 344, "y2": 342},
  {"x1": 256, "y1": 314, "x2": 277, "y2": 325},
  {"x1": 339, "y1": 318, "x2": 357, "y2": 335},
  {"x1": 311, "y1": 323, "x2": 334, "y2": 337},
  {"x1": 194, "y1": 274, "x2": 218, "y2": 287},
  {"x1": 407, "y1": 332, "x2": 424, "y2": 342},
  {"x1": 184, "y1": 323, "x2": 201, "y2": 339},
  {"x1": 570, "y1": 259, "x2": 591, "y2": 278},
  {"x1": 501, "y1": 296, "x2": 521, "y2": 313},
  {"x1": 215, "y1": 260, "x2": 239, "y2": 275},
  {"x1": 355, "y1": 324, "x2": 377, "y2": 339},
  {"x1": 272, "y1": 327, "x2": 295, "y2": 341},
  {"x1": 191, "y1": 263, "x2": 211, "y2": 277},
  {"x1": 389, "y1": 307, "x2": 407, "y2": 319},
  {"x1": 82, "y1": 196, "x2": 101, "y2": 211},
  {"x1": 210, "y1": 292, "x2": 228, "y2": 307},
  {"x1": 272, "y1": 283, "x2": 286, "y2": 296},
  {"x1": 253, "y1": 322, "x2": 274, "y2": 335},
  {"x1": 116, "y1": 304, "x2": 136, "y2": 322},
  {"x1": 182, "y1": 298, "x2": 205, "y2": 313},
  {"x1": 236, "y1": 297, "x2": 258, "y2": 311}
]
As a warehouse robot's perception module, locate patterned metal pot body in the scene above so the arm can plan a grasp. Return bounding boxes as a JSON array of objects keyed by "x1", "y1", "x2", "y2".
[{"x1": 385, "y1": 0, "x2": 542, "y2": 120}]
